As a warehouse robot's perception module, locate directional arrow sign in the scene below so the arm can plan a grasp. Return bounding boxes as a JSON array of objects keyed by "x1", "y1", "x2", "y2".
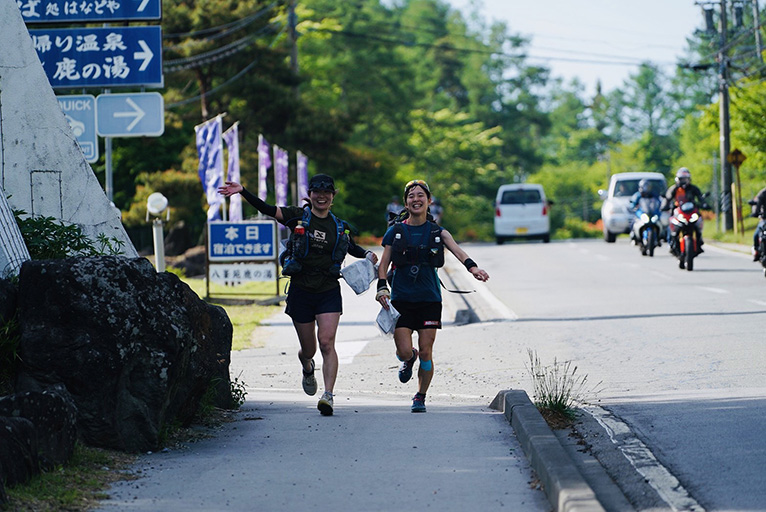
[
  {"x1": 97, "y1": 92, "x2": 164, "y2": 137},
  {"x1": 29, "y1": 26, "x2": 163, "y2": 88},
  {"x1": 19, "y1": 0, "x2": 161, "y2": 23}
]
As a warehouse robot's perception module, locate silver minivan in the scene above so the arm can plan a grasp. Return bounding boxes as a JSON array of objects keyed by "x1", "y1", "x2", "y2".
[{"x1": 493, "y1": 184, "x2": 551, "y2": 244}]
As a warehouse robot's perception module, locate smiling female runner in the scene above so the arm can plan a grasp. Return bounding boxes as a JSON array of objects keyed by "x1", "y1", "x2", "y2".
[
  {"x1": 375, "y1": 179, "x2": 489, "y2": 412},
  {"x1": 219, "y1": 174, "x2": 377, "y2": 416}
]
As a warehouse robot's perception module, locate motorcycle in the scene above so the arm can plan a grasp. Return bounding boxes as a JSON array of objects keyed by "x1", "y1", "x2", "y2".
[
  {"x1": 668, "y1": 199, "x2": 705, "y2": 271},
  {"x1": 630, "y1": 196, "x2": 663, "y2": 257},
  {"x1": 748, "y1": 199, "x2": 766, "y2": 278}
]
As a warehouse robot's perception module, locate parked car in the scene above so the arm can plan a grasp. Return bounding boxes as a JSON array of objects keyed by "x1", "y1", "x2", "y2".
[
  {"x1": 599, "y1": 172, "x2": 668, "y2": 243},
  {"x1": 494, "y1": 184, "x2": 551, "y2": 244}
]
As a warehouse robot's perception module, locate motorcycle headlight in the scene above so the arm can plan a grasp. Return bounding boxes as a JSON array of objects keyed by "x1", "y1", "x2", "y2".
[
  {"x1": 641, "y1": 213, "x2": 649, "y2": 222},
  {"x1": 690, "y1": 213, "x2": 699, "y2": 222},
  {"x1": 651, "y1": 215, "x2": 659, "y2": 223}
]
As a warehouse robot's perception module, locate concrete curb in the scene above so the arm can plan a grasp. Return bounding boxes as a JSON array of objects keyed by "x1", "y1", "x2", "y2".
[{"x1": 490, "y1": 390, "x2": 606, "y2": 512}]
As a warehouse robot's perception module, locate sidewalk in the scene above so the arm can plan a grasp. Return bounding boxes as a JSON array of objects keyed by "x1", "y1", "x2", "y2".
[{"x1": 94, "y1": 255, "x2": 606, "y2": 512}]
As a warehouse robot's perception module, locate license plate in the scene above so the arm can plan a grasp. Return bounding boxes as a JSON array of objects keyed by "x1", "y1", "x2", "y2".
[{"x1": 516, "y1": 227, "x2": 528, "y2": 234}]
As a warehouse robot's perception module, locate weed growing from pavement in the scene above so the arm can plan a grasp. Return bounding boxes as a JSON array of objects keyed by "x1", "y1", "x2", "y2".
[{"x1": 525, "y1": 349, "x2": 602, "y2": 428}]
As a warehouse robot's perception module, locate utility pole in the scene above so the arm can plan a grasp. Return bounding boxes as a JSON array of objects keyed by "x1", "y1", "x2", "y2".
[
  {"x1": 289, "y1": 0, "x2": 299, "y2": 95},
  {"x1": 754, "y1": 0, "x2": 764, "y2": 62},
  {"x1": 719, "y1": 0, "x2": 734, "y2": 231}
]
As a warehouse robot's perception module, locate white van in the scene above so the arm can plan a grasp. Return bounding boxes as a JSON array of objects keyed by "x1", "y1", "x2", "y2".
[{"x1": 493, "y1": 184, "x2": 551, "y2": 244}]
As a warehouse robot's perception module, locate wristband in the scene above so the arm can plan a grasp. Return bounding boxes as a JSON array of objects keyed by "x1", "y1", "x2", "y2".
[
  {"x1": 463, "y1": 258, "x2": 478, "y2": 271},
  {"x1": 377, "y1": 278, "x2": 388, "y2": 291}
]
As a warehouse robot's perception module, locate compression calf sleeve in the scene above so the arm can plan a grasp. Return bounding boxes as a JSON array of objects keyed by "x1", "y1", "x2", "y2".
[{"x1": 419, "y1": 359, "x2": 432, "y2": 371}]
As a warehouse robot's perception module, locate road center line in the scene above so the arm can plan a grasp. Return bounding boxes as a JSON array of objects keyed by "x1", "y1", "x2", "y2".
[{"x1": 696, "y1": 286, "x2": 729, "y2": 294}]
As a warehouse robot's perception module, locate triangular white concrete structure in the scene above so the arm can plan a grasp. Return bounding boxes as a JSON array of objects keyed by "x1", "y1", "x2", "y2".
[{"x1": 0, "y1": 0, "x2": 137, "y2": 258}]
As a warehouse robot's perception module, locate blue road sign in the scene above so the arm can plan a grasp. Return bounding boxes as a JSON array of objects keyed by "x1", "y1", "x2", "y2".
[
  {"x1": 19, "y1": 0, "x2": 161, "y2": 23},
  {"x1": 208, "y1": 221, "x2": 278, "y2": 262},
  {"x1": 97, "y1": 92, "x2": 164, "y2": 137},
  {"x1": 29, "y1": 26, "x2": 163, "y2": 88},
  {"x1": 57, "y1": 94, "x2": 98, "y2": 163}
]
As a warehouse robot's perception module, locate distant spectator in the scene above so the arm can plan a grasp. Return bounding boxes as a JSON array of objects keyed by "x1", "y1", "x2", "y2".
[
  {"x1": 430, "y1": 197, "x2": 443, "y2": 224},
  {"x1": 386, "y1": 195, "x2": 404, "y2": 223}
]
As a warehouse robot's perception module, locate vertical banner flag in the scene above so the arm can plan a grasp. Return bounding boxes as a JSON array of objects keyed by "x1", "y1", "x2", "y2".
[
  {"x1": 274, "y1": 145, "x2": 289, "y2": 206},
  {"x1": 194, "y1": 116, "x2": 224, "y2": 221},
  {"x1": 297, "y1": 151, "x2": 309, "y2": 202},
  {"x1": 223, "y1": 123, "x2": 242, "y2": 222},
  {"x1": 257, "y1": 135, "x2": 271, "y2": 201}
]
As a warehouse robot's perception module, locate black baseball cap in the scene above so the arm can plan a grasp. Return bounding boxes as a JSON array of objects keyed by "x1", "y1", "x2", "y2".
[{"x1": 308, "y1": 174, "x2": 335, "y2": 192}]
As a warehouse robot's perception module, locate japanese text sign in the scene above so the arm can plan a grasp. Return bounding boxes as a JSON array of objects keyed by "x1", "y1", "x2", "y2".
[
  {"x1": 208, "y1": 220, "x2": 277, "y2": 262},
  {"x1": 19, "y1": 0, "x2": 161, "y2": 23},
  {"x1": 29, "y1": 26, "x2": 163, "y2": 88}
]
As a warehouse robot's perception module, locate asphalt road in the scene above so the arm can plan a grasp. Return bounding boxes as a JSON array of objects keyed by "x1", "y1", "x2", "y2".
[{"x1": 465, "y1": 237, "x2": 766, "y2": 511}]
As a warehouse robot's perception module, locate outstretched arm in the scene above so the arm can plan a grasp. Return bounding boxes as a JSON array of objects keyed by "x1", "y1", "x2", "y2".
[
  {"x1": 217, "y1": 181, "x2": 284, "y2": 222},
  {"x1": 441, "y1": 230, "x2": 489, "y2": 282}
]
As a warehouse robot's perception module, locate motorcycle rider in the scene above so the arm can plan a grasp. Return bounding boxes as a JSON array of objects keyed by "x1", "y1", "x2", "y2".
[
  {"x1": 629, "y1": 178, "x2": 662, "y2": 244},
  {"x1": 664, "y1": 167, "x2": 706, "y2": 254},
  {"x1": 751, "y1": 186, "x2": 766, "y2": 261}
]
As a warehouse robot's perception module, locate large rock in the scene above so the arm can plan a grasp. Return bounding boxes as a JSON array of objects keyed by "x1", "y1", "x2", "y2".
[
  {"x1": 15, "y1": 256, "x2": 233, "y2": 452},
  {"x1": 0, "y1": 278, "x2": 17, "y2": 324},
  {"x1": 0, "y1": 416, "x2": 39, "y2": 487},
  {"x1": 0, "y1": 385, "x2": 77, "y2": 470}
]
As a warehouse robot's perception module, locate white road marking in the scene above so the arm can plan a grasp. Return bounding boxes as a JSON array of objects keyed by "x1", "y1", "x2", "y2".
[
  {"x1": 748, "y1": 299, "x2": 766, "y2": 307},
  {"x1": 336, "y1": 340, "x2": 369, "y2": 364},
  {"x1": 585, "y1": 405, "x2": 705, "y2": 512},
  {"x1": 697, "y1": 286, "x2": 729, "y2": 294}
]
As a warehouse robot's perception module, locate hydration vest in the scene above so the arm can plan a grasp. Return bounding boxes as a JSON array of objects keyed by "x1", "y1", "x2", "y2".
[
  {"x1": 389, "y1": 220, "x2": 444, "y2": 268},
  {"x1": 280, "y1": 206, "x2": 350, "y2": 277}
]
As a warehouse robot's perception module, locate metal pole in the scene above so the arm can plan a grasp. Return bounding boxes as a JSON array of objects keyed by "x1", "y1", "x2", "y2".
[
  {"x1": 152, "y1": 218, "x2": 165, "y2": 272},
  {"x1": 105, "y1": 136, "x2": 113, "y2": 202},
  {"x1": 719, "y1": 0, "x2": 734, "y2": 231}
]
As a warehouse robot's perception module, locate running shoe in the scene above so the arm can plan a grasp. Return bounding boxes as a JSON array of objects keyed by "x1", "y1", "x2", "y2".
[
  {"x1": 411, "y1": 393, "x2": 426, "y2": 413},
  {"x1": 317, "y1": 391, "x2": 334, "y2": 416},
  {"x1": 302, "y1": 359, "x2": 317, "y2": 396},
  {"x1": 398, "y1": 348, "x2": 419, "y2": 383}
]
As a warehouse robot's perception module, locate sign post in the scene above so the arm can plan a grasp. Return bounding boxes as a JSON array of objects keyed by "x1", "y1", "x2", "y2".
[
  {"x1": 727, "y1": 148, "x2": 747, "y2": 235},
  {"x1": 206, "y1": 220, "x2": 280, "y2": 299}
]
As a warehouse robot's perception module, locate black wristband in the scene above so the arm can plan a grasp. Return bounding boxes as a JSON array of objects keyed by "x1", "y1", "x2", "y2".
[
  {"x1": 377, "y1": 278, "x2": 389, "y2": 291},
  {"x1": 463, "y1": 258, "x2": 478, "y2": 271},
  {"x1": 241, "y1": 188, "x2": 278, "y2": 217}
]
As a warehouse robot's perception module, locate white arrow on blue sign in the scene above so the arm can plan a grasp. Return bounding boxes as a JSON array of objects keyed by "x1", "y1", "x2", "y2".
[
  {"x1": 96, "y1": 92, "x2": 164, "y2": 137},
  {"x1": 57, "y1": 94, "x2": 98, "y2": 163},
  {"x1": 29, "y1": 26, "x2": 163, "y2": 88},
  {"x1": 19, "y1": 0, "x2": 161, "y2": 23}
]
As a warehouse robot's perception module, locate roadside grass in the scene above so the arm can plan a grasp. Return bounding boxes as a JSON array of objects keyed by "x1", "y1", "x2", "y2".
[
  {"x1": 3, "y1": 276, "x2": 279, "y2": 511},
  {"x1": 526, "y1": 349, "x2": 602, "y2": 429},
  {"x1": 704, "y1": 212, "x2": 759, "y2": 246},
  {"x1": 181, "y1": 276, "x2": 284, "y2": 350},
  {"x1": 4, "y1": 444, "x2": 138, "y2": 512}
]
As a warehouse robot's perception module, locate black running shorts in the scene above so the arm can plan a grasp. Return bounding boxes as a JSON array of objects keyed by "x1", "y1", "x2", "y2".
[
  {"x1": 286, "y1": 285, "x2": 343, "y2": 323},
  {"x1": 391, "y1": 300, "x2": 442, "y2": 330}
]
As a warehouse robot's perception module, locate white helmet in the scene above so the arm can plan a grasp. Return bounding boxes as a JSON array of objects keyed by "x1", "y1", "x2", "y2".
[{"x1": 675, "y1": 167, "x2": 691, "y2": 187}]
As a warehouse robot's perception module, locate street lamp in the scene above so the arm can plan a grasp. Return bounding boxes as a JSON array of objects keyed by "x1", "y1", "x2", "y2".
[{"x1": 146, "y1": 192, "x2": 169, "y2": 272}]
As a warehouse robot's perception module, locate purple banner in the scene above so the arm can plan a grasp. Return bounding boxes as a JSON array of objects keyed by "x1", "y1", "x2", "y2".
[
  {"x1": 257, "y1": 134, "x2": 271, "y2": 201},
  {"x1": 274, "y1": 145, "x2": 289, "y2": 207},
  {"x1": 297, "y1": 151, "x2": 309, "y2": 203},
  {"x1": 223, "y1": 123, "x2": 242, "y2": 222},
  {"x1": 194, "y1": 116, "x2": 223, "y2": 221}
]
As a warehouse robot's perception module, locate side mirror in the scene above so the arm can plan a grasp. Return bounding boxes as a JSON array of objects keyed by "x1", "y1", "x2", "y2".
[{"x1": 598, "y1": 189, "x2": 607, "y2": 201}]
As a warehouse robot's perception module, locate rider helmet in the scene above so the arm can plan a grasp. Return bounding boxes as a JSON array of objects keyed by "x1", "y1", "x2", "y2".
[
  {"x1": 638, "y1": 179, "x2": 653, "y2": 197},
  {"x1": 675, "y1": 167, "x2": 691, "y2": 187}
]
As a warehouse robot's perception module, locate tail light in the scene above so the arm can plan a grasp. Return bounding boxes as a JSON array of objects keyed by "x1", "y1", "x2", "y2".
[
  {"x1": 542, "y1": 203, "x2": 548, "y2": 216},
  {"x1": 495, "y1": 207, "x2": 501, "y2": 217}
]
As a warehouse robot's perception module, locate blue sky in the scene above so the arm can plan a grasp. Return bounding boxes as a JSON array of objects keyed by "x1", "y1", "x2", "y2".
[{"x1": 446, "y1": 0, "x2": 705, "y2": 94}]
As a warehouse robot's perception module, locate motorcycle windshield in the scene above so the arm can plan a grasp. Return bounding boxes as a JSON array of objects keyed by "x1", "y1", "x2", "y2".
[{"x1": 680, "y1": 201, "x2": 696, "y2": 213}]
